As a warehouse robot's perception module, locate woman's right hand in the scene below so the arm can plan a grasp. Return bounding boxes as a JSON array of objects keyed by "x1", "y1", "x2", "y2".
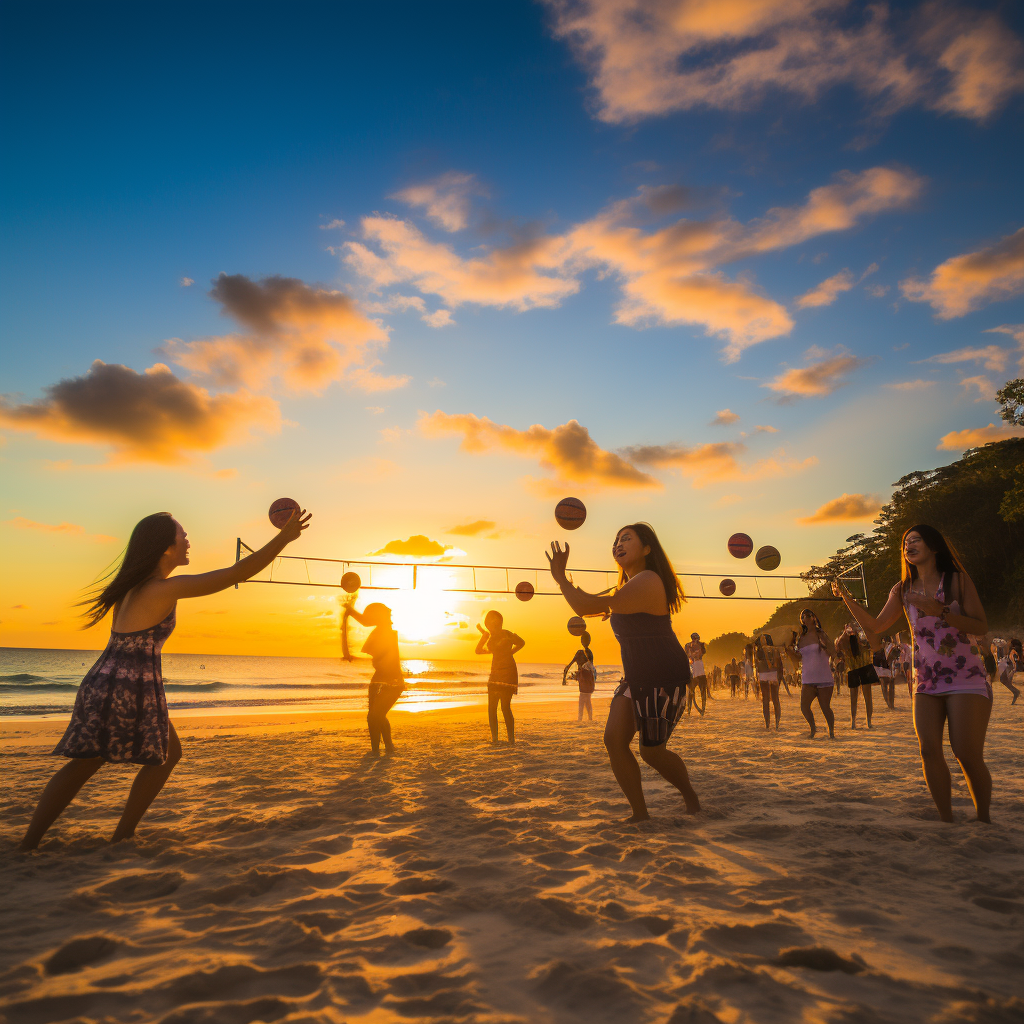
[
  {"x1": 279, "y1": 509, "x2": 312, "y2": 544},
  {"x1": 546, "y1": 541, "x2": 570, "y2": 584},
  {"x1": 476, "y1": 623, "x2": 488, "y2": 636}
]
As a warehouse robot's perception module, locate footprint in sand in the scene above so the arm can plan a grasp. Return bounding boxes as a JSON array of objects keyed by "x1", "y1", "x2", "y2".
[
  {"x1": 44, "y1": 935, "x2": 119, "y2": 975},
  {"x1": 91, "y1": 871, "x2": 184, "y2": 903},
  {"x1": 402, "y1": 928, "x2": 453, "y2": 949}
]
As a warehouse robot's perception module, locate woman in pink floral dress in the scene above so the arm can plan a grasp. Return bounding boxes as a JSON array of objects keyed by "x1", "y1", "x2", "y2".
[
  {"x1": 833, "y1": 524, "x2": 992, "y2": 823},
  {"x1": 19, "y1": 507, "x2": 310, "y2": 850}
]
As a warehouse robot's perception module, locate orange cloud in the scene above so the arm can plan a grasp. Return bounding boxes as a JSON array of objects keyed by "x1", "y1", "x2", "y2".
[
  {"x1": 544, "y1": 0, "x2": 1023, "y2": 123},
  {"x1": 796, "y1": 269, "x2": 855, "y2": 308},
  {"x1": 937, "y1": 423, "x2": 1024, "y2": 451},
  {"x1": 984, "y1": 325, "x2": 1024, "y2": 371},
  {"x1": 901, "y1": 226, "x2": 1024, "y2": 318},
  {"x1": 392, "y1": 172, "x2": 484, "y2": 232},
  {"x1": 419, "y1": 411, "x2": 658, "y2": 489},
  {"x1": 924, "y1": 344, "x2": 1011, "y2": 373},
  {"x1": 371, "y1": 535, "x2": 455, "y2": 558},
  {"x1": 763, "y1": 350, "x2": 867, "y2": 401},
  {"x1": 445, "y1": 520, "x2": 498, "y2": 537},
  {"x1": 798, "y1": 493, "x2": 883, "y2": 524},
  {"x1": 2, "y1": 517, "x2": 116, "y2": 542},
  {"x1": 0, "y1": 360, "x2": 278, "y2": 463},
  {"x1": 958, "y1": 375, "x2": 994, "y2": 402},
  {"x1": 165, "y1": 274, "x2": 398, "y2": 394},
  {"x1": 621, "y1": 441, "x2": 816, "y2": 486},
  {"x1": 710, "y1": 409, "x2": 740, "y2": 426}
]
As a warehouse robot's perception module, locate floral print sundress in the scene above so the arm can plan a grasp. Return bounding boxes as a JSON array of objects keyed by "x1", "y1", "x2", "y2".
[
  {"x1": 904, "y1": 577, "x2": 990, "y2": 700},
  {"x1": 54, "y1": 609, "x2": 175, "y2": 765}
]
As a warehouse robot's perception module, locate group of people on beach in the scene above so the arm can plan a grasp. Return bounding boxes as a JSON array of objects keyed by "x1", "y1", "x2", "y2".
[{"x1": 16, "y1": 509, "x2": 1010, "y2": 850}]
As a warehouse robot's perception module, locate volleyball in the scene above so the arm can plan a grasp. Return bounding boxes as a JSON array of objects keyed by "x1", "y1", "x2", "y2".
[
  {"x1": 567, "y1": 615, "x2": 586, "y2": 636},
  {"x1": 269, "y1": 497, "x2": 300, "y2": 528},
  {"x1": 728, "y1": 533, "x2": 753, "y2": 558},
  {"x1": 515, "y1": 581, "x2": 535, "y2": 602},
  {"x1": 719, "y1": 578, "x2": 736, "y2": 596},
  {"x1": 341, "y1": 572, "x2": 361, "y2": 593},
  {"x1": 755, "y1": 545, "x2": 781, "y2": 571},
  {"x1": 555, "y1": 497, "x2": 587, "y2": 530}
]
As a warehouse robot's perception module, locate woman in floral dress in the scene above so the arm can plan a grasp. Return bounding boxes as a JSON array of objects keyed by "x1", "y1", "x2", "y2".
[
  {"x1": 833, "y1": 524, "x2": 992, "y2": 823},
  {"x1": 19, "y1": 507, "x2": 310, "y2": 850}
]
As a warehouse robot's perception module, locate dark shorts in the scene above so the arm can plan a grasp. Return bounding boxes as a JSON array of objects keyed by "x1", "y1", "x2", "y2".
[
  {"x1": 613, "y1": 679, "x2": 687, "y2": 747},
  {"x1": 368, "y1": 681, "x2": 404, "y2": 704},
  {"x1": 847, "y1": 665, "x2": 879, "y2": 688},
  {"x1": 488, "y1": 681, "x2": 518, "y2": 698}
]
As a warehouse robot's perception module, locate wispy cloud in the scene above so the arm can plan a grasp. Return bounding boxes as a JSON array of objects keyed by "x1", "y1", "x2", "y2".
[
  {"x1": 392, "y1": 172, "x2": 485, "y2": 232},
  {"x1": 798, "y1": 493, "x2": 883, "y2": 525},
  {"x1": 319, "y1": 219, "x2": 345, "y2": 230},
  {"x1": 445, "y1": 520, "x2": 497, "y2": 537},
  {"x1": 180, "y1": 276, "x2": 194, "y2": 287},
  {"x1": 885, "y1": 378, "x2": 935, "y2": 391},
  {"x1": 0, "y1": 360, "x2": 279, "y2": 464},
  {"x1": 543, "y1": 1, "x2": 1024, "y2": 123},
  {"x1": 985, "y1": 324, "x2": 1024, "y2": 370},
  {"x1": 710, "y1": 408, "x2": 739, "y2": 426},
  {"x1": 901, "y1": 226, "x2": 1024, "y2": 318},
  {"x1": 958, "y1": 375, "x2": 994, "y2": 401},
  {"x1": 2, "y1": 517, "x2": 117, "y2": 542},
  {"x1": 622, "y1": 441, "x2": 816, "y2": 486},
  {"x1": 763, "y1": 349, "x2": 867, "y2": 402},
  {"x1": 924, "y1": 344, "x2": 1013, "y2": 373},
  {"x1": 937, "y1": 422, "x2": 1024, "y2": 451},
  {"x1": 796, "y1": 269, "x2": 856, "y2": 309}
]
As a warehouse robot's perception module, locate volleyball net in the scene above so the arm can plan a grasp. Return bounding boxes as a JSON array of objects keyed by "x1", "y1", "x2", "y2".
[{"x1": 235, "y1": 540, "x2": 868, "y2": 605}]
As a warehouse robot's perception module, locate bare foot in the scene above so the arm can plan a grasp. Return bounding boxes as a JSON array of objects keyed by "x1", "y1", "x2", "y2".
[{"x1": 626, "y1": 811, "x2": 651, "y2": 823}]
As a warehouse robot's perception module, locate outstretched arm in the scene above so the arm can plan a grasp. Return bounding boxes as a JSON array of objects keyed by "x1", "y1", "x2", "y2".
[
  {"x1": 155, "y1": 511, "x2": 311, "y2": 601},
  {"x1": 546, "y1": 541, "x2": 663, "y2": 616},
  {"x1": 832, "y1": 579, "x2": 905, "y2": 635},
  {"x1": 474, "y1": 623, "x2": 489, "y2": 655}
]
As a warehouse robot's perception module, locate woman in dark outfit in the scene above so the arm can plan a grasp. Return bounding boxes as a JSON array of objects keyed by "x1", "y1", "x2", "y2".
[
  {"x1": 476, "y1": 610, "x2": 525, "y2": 743},
  {"x1": 547, "y1": 522, "x2": 700, "y2": 822}
]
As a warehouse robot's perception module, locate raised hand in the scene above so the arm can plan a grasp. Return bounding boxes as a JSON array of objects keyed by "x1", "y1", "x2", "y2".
[
  {"x1": 546, "y1": 541, "x2": 570, "y2": 584},
  {"x1": 279, "y1": 509, "x2": 312, "y2": 544},
  {"x1": 476, "y1": 623, "x2": 489, "y2": 637}
]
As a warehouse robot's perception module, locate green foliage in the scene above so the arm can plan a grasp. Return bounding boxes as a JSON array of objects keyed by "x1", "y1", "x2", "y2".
[
  {"x1": 996, "y1": 378, "x2": 1024, "y2": 427},
  {"x1": 1000, "y1": 464, "x2": 1024, "y2": 523},
  {"x1": 705, "y1": 631, "x2": 751, "y2": 665}
]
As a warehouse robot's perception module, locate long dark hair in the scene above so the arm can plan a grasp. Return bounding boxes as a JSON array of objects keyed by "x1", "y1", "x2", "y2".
[
  {"x1": 799, "y1": 608, "x2": 830, "y2": 650},
  {"x1": 615, "y1": 522, "x2": 685, "y2": 613},
  {"x1": 81, "y1": 513, "x2": 177, "y2": 628},
  {"x1": 901, "y1": 524, "x2": 967, "y2": 591}
]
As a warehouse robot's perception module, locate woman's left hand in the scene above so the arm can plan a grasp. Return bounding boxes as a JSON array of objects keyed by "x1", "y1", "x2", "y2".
[
  {"x1": 905, "y1": 592, "x2": 945, "y2": 617},
  {"x1": 546, "y1": 541, "x2": 570, "y2": 584}
]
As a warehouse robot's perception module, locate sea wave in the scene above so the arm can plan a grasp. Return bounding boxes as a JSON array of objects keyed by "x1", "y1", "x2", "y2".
[
  {"x1": 0, "y1": 673, "x2": 55, "y2": 684},
  {"x1": 0, "y1": 681, "x2": 80, "y2": 693}
]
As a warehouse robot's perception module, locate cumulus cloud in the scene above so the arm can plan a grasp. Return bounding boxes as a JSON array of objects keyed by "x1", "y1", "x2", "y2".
[
  {"x1": 798, "y1": 493, "x2": 884, "y2": 524},
  {"x1": 938, "y1": 423, "x2": 1024, "y2": 450},
  {"x1": 392, "y1": 172, "x2": 484, "y2": 232},
  {"x1": 0, "y1": 360, "x2": 278, "y2": 463},
  {"x1": 901, "y1": 226, "x2": 1024, "y2": 318},
  {"x1": 543, "y1": 0, "x2": 1024, "y2": 123},
  {"x1": 753, "y1": 424, "x2": 779, "y2": 434},
  {"x1": 348, "y1": 167, "x2": 918, "y2": 360},
  {"x1": 796, "y1": 269, "x2": 855, "y2": 309},
  {"x1": 710, "y1": 408, "x2": 740, "y2": 426},
  {"x1": 621, "y1": 441, "x2": 745, "y2": 484},
  {"x1": 2, "y1": 517, "x2": 117, "y2": 542},
  {"x1": 419, "y1": 411, "x2": 658, "y2": 489},
  {"x1": 164, "y1": 274, "x2": 395, "y2": 393},
  {"x1": 180, "y1": 277, "x2": 194, "y2": 287},
  {"x1": 422, "y1": 308, "x2": 455, "y2": 328},
  {"x1": 763, "y1": 350, "x2": 867, "y2": 401},
  {"x1": 371, "y1": 535, "x2": 456, "y2": 558}
]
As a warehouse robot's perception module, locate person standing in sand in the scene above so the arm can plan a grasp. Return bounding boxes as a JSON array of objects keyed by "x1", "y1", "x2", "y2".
[
  {"x1": 683, "y1": 633, "x2": 708, "y2": 716},
  {"x1": 787, "y1": 609, "x2": 836, "y2": 739},
  {"x1": 753, "y1": 635, "x2": 782, "y2": 730},
  {"x1": 476, "y1": 611, "x2": 524, "y2": 744},
  {"x1": 546, "y1": 522, "x2": 700, "y2": 823},
  {"x1": 344, "y1": 602, "x2": 405, "y2": 756},
  {"x1": 18, "y1": 508, "x2": 310, "y2": 851},
  {"x1": 833, "y1": 524, "x2": 993, "y2": 824},
  {"x1": 563, "y1": 630, "x2": 597, "y2": 722},
  {"x1": 743, "y1": 643, "x2": 754, "y2": 700},
  {"x1": 727, "y1": 658, "x2": 741, "y2": 698}
]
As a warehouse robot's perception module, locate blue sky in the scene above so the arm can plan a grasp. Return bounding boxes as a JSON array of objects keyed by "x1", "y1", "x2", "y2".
[{"x1": 2, "y1": 1, "x2": 1023, "y2": 655}]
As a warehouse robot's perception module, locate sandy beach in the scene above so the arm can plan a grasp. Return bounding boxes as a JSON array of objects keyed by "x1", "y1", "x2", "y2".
[{"x1": 2, "y1": 692, "x2": 1023, "y2": 1024}]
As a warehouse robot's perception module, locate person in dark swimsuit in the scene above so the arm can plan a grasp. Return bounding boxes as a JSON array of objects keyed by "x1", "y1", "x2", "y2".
[
  {"x1": 19, "y1": 507, "x2": 310, "y2": 850},
  {"x1": 547, "y1": 522, "x2": 700, "y2": 822},
  {"x1": 563, "y1": 630, "x2": 597, "y2": 722},
  {"x1": 344, "y1": 602, "x2": 404, "y2": 755},
  {"x1": 476, "y1": 611, "x2": 524, "y2": 744}
]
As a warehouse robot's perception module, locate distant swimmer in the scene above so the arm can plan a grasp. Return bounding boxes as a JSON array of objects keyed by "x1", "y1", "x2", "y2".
[
  {"x1": 547, "y1": 523, "x2": 700, "y2": 823},
  {"x1": 753, "y1": 634, "x2": 782, "y2": 730},
  {"x1": 19, "y1": 506, "x2": 310, "y2": 851},
  {"x1": 684, "y1": 633, "x2": 708, "y2": 716},
  {"x1": 787, "y1": 609, "x2": 836, "y2": 739},
  {"x1": 836, "y1": 623, "x2": 879, "y2": 729},
  {"x1": 833, "y1": 524, "x2": 993, "y2": 824},
  {"x1": 563, "y1": 629, "x2": 597, "y2": 722},
  {"x1": 476, "y1": 611, "x2": 524, "y2": 744},
  {"x1": 344, "y1": 602, "x2": 404, "y2": 756}
]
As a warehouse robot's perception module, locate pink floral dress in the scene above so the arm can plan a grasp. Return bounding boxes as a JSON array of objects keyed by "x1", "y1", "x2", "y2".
[
  {"x1": 54, "y1": 610, "x2": 175, "y2": 765},
  {"x1": 903, "y1": 578, "x2": 990, "y2": 700}
]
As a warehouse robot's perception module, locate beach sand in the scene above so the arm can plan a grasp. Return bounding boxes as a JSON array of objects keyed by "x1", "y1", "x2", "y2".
[{"x1": 1, "y1": 691, "x2": 1023, "y2": 1023}]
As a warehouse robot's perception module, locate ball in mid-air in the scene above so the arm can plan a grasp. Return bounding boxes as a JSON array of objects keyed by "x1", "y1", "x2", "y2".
[
  {"x1": 555, "y1": 497, "x2": 587, "y2": 530},
  {"x1": 719, "y1": 579, "x2": 736, "y2": 596},
  {"x1": 728, "y1": 533, "x2": 753, "y2": 558},
  {"x1": 269, "y1": 497, "x2": 300, "y2": 529},
  {"x1": 341, "y1": 572, "x2": 361, "y2": 593},
  {"x1": 567, "y1": 615, "x2": 586, "y2": 636},
  {"x1": 515, "y1": 581, "x2": 535, "y2": 602},
  {"x1": 755, "y1": 545, "x2": 781, "y2": 571}
]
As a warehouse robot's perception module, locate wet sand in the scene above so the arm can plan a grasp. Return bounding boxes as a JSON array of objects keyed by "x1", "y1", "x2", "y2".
[{"x1": 2, "y1": 691, "x2": 1023, "y2": 1023}]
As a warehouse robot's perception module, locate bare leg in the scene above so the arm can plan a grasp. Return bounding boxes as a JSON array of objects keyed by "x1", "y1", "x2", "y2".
[
  {"x1": 760, "y1": 682, "x2": 771, "y2": 728},
  {"x1": 850, "y1": 685, "x2": 859, "y2": 728},
  {"x1": 111, "y1": 722, "x2": 183, "y2": 843},
  {"x1": 771, "y1": 683, "x2": 781, "y2": 729},
  {"x1": 368, "y1": 687, "x2": 401, "y2": 755},
  {"x1": 603, "y1": 696, "x2": 647, "y2": 821},
  {"x1": 639, "y1": 743, "x2": 701, "y2": 813},
  {"x1": 816, "y1": 685, "x2": 836, "y2": 738},
  {"x1": 19, "y1": 757, "x2": 104, "y2": 850},
  {"x1": 863, "y1": 684, "x2": 874, "y2": 728},
  {"x1": 487, "y1": 688, "x2": 500, "y2": 742},
  {"x1": 500, "y1": 693, "x2": 515, "y2": 743},
  {"x1": 800, "y1": 686, "x2": 817, "y2": 738},
  {"x1": 946, "y1": 694, "x2": 992, "y2": 823},
  {"x1": 1000, "y1": 678, "x2": 1020, "y2": 704},
  {"x1": 696, "y1": 679, "x2": 707, "y2": 715},
  {"x1": 914, "y1": 694, "x2": 953, "y2": 822}
]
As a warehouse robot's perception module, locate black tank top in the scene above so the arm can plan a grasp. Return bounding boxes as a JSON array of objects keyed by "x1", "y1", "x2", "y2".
[{"x1": 609, "y1": 612, "x2": 690, "y2": 696}]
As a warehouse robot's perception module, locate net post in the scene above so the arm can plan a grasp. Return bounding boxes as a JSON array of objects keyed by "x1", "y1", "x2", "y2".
[{"x1": 235, "y1": 538, "x2": 241, "y2": 590}]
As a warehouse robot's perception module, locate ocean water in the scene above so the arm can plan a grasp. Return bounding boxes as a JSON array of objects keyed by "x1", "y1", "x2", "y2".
[{"x1": 0, "y1": 648, "x2": 623, "y2": 719}]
